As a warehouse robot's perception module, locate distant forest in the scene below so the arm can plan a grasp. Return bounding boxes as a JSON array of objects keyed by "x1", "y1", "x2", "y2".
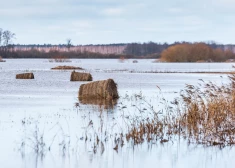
[
  {"x1": 0, "y1": 28, "x2": 235, "y2": 60},
  {"x1": 1, "y1": 42, "x2": 235, "y2": 60}
]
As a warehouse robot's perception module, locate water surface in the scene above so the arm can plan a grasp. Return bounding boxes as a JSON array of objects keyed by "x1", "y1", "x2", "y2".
[{"x1": 0, "y1": 59, "x2": 234, "y2": 168}]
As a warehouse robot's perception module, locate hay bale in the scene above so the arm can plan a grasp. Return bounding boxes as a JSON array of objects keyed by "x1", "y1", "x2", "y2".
[
  {"x1": 51, "y1": 66, "x2": 83, "y2": 70},
  {"x1": 16, "y1": 73, "x2": 34, "y2": 79},
  {"x1": 79, "y1": 79, "x2": 119, "y2": 99},
  {"x1": 70, "y1": 71, "x2": 92, "y2": 81}
]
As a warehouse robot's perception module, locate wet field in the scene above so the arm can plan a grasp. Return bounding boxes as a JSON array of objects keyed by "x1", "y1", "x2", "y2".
[{"x1": 0, "y1": 59, "x2": 234, "y2": 168}]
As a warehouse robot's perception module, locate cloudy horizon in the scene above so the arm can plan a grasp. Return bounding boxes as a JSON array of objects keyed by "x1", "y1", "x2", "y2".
[{"x1": 1, "y1": 0, "x2": 235, "y2": 45}]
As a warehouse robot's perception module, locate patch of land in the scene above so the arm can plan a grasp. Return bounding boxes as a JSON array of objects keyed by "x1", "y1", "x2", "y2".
[{"x1": 51, "y1": 65, "x2": 84, "y2": 70}]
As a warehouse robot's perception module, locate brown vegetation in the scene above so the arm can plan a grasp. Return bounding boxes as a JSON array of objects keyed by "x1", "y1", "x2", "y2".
[
  {"x1": 176, "y1": 72, "x2": 235, "y2": 145},
  {"x1": 16, "y1": 73, "x2": 34, "y2": 79},
  {"x1": 119, "y1": 56, "x2": 126, "y2": 63},
  {"x1": 51, "y1": 65, "x2": 83, "y2": 70},
  {"x1": 79, "y1": 79, "x2": 119, "y2": 99},
  {"x1": 161, "y1": 43, "x2": 235, "y2": 62},
  {"x1": 70, "y1": 71, "x2": 92, "y2": 81},
  {"x1": 124, "y1": 69, "x2": 235, "y2": 146},
  {"x1": 0, "y1": 56, "x2": 5, "y2": 62}
]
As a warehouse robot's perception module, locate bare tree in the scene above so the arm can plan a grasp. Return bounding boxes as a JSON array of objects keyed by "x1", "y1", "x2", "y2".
[
  {"x1": 0, "y1": 28, "x2": 2, "y2": 46},
  {"x1": 3, "y1": 30, "x2": 15, "y2": 46},
  {"x1": 66, "y1": 38, "x2": 72, "y2": 51}
]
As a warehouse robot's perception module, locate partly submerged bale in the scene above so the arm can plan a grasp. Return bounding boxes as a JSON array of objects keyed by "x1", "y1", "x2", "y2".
[
  {"x1": 51, "y1": 65, "x2": 83, "y2": 70},
  {"x1": 70, "y1": 71, "x2": 92, "y2": 81},
  {"x1": 16, "y1": 73, "x2": 34, "y2": 79},
  {"x1": 79, "y1": 79, "x2": 119, "y2": 99}
]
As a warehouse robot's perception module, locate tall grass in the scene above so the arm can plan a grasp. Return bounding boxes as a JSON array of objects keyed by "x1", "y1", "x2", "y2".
[
  {"x1": 124, "y1": 69, "x2": 235, "y2": 146},
  {"x1": 177, "y1": 70, "x2": 235, "y2": 145}
]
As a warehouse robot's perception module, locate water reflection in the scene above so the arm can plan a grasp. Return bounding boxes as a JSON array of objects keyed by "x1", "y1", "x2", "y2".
[{"x1": 78, "y1": 98, "x2": 118, "y2": 110}]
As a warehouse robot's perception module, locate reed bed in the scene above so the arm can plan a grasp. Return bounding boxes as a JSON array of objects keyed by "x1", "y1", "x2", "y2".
[
  {"x1": 124, "y1": 71, "x2": 235, "y2": 146},
  {"x1": 70, "y1": 71, "x2": 92, "y2": 81},
  {"x1": 177, "y1": 72, "x2": 235, "y2": 145}
]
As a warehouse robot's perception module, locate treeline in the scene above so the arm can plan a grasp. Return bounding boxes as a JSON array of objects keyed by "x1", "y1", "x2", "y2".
[
  {"x1": 123, "y1": 42, "x2": 169, "y2": 57},
  {"x1": 14, "y1": 43, "x2": 126, "y2": 47},
  {"x1": 123, "y1": 41, "x2": 235, "y2": 58},
  {"x1": 0, "y1": 27, "x2": 235, "y2": 60},
  {"x1": 160, "y1": 43, "x2": 235, "y2": 62},
  {"x1": 0, "y1": 49, "x2": 133, "y2": 59}
]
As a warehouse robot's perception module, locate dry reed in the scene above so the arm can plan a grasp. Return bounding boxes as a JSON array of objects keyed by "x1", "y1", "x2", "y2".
[
  {"x1": 124, "y1": 70, "x2": 235, "y2": 146},
  {"x1": 176, "y1": 71, "x2": 235, "y2": 145}
]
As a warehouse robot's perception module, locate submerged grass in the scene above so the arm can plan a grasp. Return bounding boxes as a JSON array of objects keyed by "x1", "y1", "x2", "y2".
[
  {"x1": 124, "y1": 69, "x2": 235, "y2": 147},
  {"x1": 20, "y1": 67, "x2": 235, "y2": 157},
  {"x1": 177, "y1": 72, "x2": 235, "y2": 145}
]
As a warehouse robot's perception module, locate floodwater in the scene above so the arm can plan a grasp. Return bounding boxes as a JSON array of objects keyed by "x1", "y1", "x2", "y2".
[{"x1": 0, "y1": 59, "x2": 234, "y2": 168}]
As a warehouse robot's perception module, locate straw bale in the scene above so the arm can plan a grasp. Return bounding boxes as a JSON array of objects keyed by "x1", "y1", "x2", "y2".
[
  {"x1": 70, "y1": 71, "x2": 92, "y2": 81},
  {"x1": 79, "y1": 79, "x2": 119, "y2": 99},
  {"x1": 16, "y1": 73, "x2": 34, "y2": 79}
]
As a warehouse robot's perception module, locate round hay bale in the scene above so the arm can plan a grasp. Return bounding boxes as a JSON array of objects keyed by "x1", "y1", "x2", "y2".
[
  {"x1": 16, "y1": 73, "x2": 34, "y2": 79},
  {"x1": 51, "y1": 66, "x2": 83, "y2": 70},
  {"x1": 70, "y1": 71, "x2": 92, "y2": 81},
  {"x1": 79, "y1": 79, "x2": 119, "y2": 100}
]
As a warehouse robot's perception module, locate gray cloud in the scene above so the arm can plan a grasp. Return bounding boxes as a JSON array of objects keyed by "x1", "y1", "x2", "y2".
[{"x1": 0, "y1": 0, "x2": 234, "y2": 44}]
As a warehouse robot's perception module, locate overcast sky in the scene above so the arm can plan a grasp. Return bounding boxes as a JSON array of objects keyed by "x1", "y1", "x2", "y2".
[{"x1": 1, "y1": 0, "x2": 235, "y2": 45}]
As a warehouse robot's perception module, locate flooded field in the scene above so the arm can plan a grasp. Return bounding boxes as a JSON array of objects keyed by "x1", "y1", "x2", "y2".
[{"x1": 0, "y1": 59, "x2": 234, "y2": 168}]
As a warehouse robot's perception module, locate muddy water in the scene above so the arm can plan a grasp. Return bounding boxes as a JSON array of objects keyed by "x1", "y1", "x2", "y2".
[{"x1": 0, "y1": 59, "x2": 234, "y2": 168}]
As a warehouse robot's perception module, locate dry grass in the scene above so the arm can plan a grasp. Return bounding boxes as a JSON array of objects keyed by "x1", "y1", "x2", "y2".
[
  {"x1": 176, "y1": 72, "x2": 235, "y2": 145},
  {"x1": 16, "y1": 73, "x2": 34, "y2": 79},
  {"x1": 124, "y1": 70, "x2": 235, "y2": 146},
  {"x1": 79, "y1": 79, "x2": 119, "y2": 100},
  {"x1": 70, "y1": 71, "x2": 92, "y2": 81},
  {"x1": 51, "y1": 66, "x2": 83, "y2": 70},
  {"x1": 0, "y1": 56, "x2": 6, "y2": 62}
]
